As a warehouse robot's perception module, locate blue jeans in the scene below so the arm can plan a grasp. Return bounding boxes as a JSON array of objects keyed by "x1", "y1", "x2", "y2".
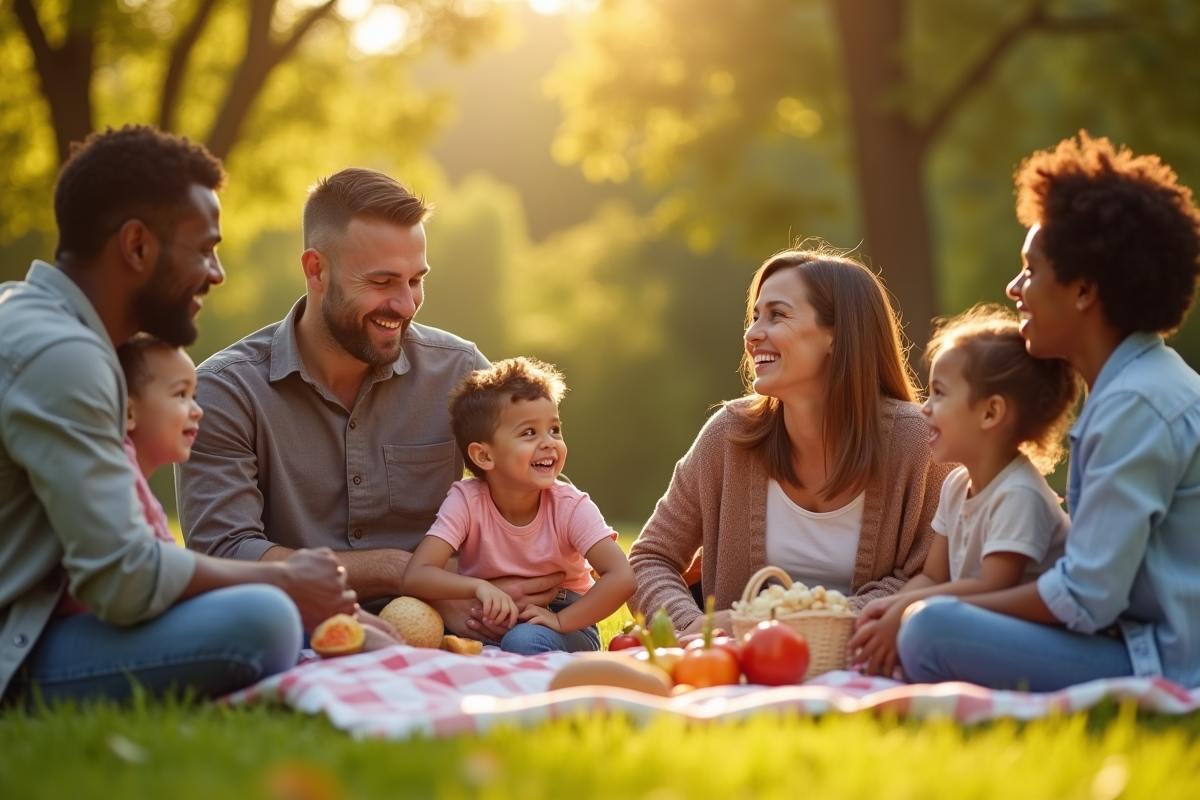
[
  {"x1": 897, "y1": 597, "x2": 1133, "y2": 692},
  {"x1": 496, "y1": 590, "x2": 601, "y2": 656},
  {"x1": 7, "y1": 585, "x2": 302, "y2": 706}
]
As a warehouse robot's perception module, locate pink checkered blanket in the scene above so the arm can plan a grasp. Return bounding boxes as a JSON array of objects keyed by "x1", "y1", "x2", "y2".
[{"x1": 224, "y1": 645, "x2": 1200, "y2": 739}]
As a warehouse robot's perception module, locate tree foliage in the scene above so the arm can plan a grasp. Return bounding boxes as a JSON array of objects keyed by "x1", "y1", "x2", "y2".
[
  {"x1": 0, "y1": 0, "x2": 504, "y2": 243},
  {"x1": 548, "y1": 0, "x2": 1200, "y2": 342}
]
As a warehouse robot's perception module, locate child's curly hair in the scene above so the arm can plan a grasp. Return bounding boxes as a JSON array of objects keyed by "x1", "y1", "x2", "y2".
[
  {"x1": 926, "y1": 305, "x2": 1080, "y2": 474},
  {"x1": 449, "y1": 357, "x2": 568, "y2": 478}
]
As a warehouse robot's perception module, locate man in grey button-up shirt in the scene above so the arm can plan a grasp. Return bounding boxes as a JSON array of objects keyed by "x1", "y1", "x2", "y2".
[
  {"x1": 0, "y1": 127, "x2": 361, "y2": 703},
  {"x1": 178, "y1": 168, "x2": 563, "y2": 641}
]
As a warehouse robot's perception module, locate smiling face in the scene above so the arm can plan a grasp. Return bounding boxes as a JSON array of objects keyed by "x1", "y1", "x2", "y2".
[
  {"x1": 472, "y1": 396, "x2": 567, "y2": 493},
  {"x1": 318, "y1": 217, "x2": 428, "y2": 368},
  {"x1": 921, "y1": 345, "x2": 982, "y2": 465},
  {"x1": 744, "y1": 268, "x2": 833, "y2": 401},
  {"x1": 132, "y1": 184, "x2": 225, "y2": 347},
  {"x1": 127, "y1": 346, "x2": 203, "y2": 477},
  {"x1": 1007, "y1": 223, "x2": 1084, "y2": 360}
]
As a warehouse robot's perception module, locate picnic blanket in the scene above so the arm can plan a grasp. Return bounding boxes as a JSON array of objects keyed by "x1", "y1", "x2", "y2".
[{"x1": 224, "y1": 645, "x2": 1200, "y2": 739}]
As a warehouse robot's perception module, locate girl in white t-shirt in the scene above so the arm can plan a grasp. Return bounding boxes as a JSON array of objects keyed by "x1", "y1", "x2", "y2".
[{"x1": 847, "y1": 305, "x2": 1080, "y2": 677}]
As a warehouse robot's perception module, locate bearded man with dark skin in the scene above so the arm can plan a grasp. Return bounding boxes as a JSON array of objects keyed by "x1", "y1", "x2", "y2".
[
  {"x1": 0, "y1": 126, "x2": 378, "y2": 706},
  {"x1": 178, "y1": 168, "x2": 563, "y2": 641}
]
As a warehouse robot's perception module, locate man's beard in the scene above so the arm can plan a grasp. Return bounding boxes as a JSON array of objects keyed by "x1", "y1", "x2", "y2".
[
  {"x1": 321, "y1": 277, "x2": 409, "y2": 368},
  {"x1": 131, "y1": 248, "x2": 202, "y2": 347}
]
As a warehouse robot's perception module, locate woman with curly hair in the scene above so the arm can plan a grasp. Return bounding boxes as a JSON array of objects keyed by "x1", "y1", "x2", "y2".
[
  {"x1": 629, "y1": 247, "x2": 950, "y2": 635},
  {"x1": 898, "y1": 133, "x2": 1200, "y2": 691}
]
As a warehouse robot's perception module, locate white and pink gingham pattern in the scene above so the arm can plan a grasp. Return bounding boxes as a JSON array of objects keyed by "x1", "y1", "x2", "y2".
[{"x1": 224, "y1": 645, "x2": 1200, "y2": 739}]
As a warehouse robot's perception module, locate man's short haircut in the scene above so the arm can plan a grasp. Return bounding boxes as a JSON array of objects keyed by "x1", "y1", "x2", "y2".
[
  {"x1": 117, "y1": 333, "x2": 180, "y2": 397},
  {"x1": 449, "y1": 357, "x2": 568, "y2": 478},
  {"x1": 1015, "y1": 131, "x2": 1200, "y2": 334},
  {"x1": 54, "y1": 125, "x2": 226, "y2": 260},
  {"x1": 303, "y1": 168, "x2": 431, "y2": 257}
]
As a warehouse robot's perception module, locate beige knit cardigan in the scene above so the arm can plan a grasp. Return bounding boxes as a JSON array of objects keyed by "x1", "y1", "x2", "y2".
[{"x1": 628, "y1": 396, "x2": 952, "y2": 631}]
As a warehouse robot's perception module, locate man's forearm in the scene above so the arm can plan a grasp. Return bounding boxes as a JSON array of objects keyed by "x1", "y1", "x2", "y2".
[{"x1": 263, "y1": 545, "x2": 414, "y2": 603}]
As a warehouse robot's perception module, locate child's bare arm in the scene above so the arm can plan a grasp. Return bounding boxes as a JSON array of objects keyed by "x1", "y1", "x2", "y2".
[
  {"x1": 401, "y1": 536, "x2": 486, "y2": 601},
  {"x1": 520, "y1": 538, "x2": 636, "y2": 633},
  {"x1": 857, "y1": 537, "x2": 950, "y2": 625}
]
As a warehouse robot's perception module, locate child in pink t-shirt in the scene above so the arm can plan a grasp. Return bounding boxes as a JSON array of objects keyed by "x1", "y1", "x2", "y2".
[{"x1": 403, "y1": 357, "x2": 636, "y2": 655}]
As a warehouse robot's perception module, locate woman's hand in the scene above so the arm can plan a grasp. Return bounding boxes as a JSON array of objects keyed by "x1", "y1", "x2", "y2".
[
  {"x1": 680, "y1": 608, "x2": 732, "y2": 636},
  {"x1": 855, "y1": 594, "x2": 904, "y2": 629},
  {"x1": 846, "y1": 602, "x2": 905, "y2": 677}
]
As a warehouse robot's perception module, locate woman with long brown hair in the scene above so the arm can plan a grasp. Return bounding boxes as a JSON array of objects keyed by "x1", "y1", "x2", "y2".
[{"x1": 628, "y1": 247, "x2": 950, "y2": 634}]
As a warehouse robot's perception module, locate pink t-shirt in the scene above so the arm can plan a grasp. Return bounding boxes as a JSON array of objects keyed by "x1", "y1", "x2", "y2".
[
  {"x1": 53, "y1": 437, "x2": 175, "y2": 618},
  {"x1": 426, "y1": 478, "x2": 617, "y2": 594}
]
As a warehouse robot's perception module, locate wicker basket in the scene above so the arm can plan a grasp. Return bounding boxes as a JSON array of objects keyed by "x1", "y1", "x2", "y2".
[{"x1": 730, "y1": 566, "x2": 857, "y2": 681}]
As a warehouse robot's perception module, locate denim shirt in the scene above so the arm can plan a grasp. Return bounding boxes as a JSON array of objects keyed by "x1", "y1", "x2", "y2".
[{"x1": 1037, "y1": 332, "x2": 1200, "y2": 686}]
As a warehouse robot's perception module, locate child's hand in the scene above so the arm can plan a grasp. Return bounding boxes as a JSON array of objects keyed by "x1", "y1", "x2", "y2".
[
  {"x1": 475, "y1": 583, "x2": 519, "y2": 629},
  {"x1": 846, "y1": 603, "x2": 905, "y2": 677},
  {"x1": 519, "y1": 605, "x2": 563, "y2": 632},
  {"x1": 856, "y1": 594, "x2": 903, "y2": 629}
]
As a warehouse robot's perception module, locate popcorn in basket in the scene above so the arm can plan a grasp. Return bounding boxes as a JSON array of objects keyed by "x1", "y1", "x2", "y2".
[{"x1": 730, "y1": 566, "x2": 857, "y2": 680}]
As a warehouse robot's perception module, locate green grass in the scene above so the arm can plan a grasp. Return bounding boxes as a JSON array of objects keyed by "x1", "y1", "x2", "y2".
[{"x1": 3, "y1": 698, "x2": 1200, "y2": 799}]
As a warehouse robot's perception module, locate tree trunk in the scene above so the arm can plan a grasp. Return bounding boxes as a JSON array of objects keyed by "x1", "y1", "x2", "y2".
[{"x1": 831, "y1": 0, "x2": 938, "y2": 356}]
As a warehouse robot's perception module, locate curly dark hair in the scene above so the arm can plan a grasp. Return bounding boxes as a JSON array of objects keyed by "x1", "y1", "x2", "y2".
[
  {"x1": 449, "y1": 357, "x2": 567, "y2": 478},
  {"x1": 54, "y1": 125, "x2": 226, "y2": 260},
  {"x1": 1015, "y1": 131, "x2": 1200, "y2": 334}
]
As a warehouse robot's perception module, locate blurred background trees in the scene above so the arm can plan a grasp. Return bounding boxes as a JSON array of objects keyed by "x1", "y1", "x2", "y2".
[{"x1": 3, "y1": 0, "x2": 1199, "y2": 523}]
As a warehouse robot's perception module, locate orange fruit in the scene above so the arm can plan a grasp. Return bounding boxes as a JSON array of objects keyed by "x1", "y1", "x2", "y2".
[{"x1": 311, "y1": 613, "x2": 365, "y2": 657}]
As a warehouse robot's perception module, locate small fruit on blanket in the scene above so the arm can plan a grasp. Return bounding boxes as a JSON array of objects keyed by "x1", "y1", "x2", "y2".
[
  {"x1": 440, "y1": 634, "x2": 483, "y2": 655},
  {"x1": 741, "y1": 620, "x2": 810, "y2": 686},
  {"x1": 549, "y1": 653, "x2": 673, "y2": 696},
  {"x1": 607, "y1": 617, "x2": 643, "y2": 651},
  {"x1": 379, "y1": 597, "x2": 444, "y2": 648},
  {"x1": 311, "y1": 614, "x2": 365, "y2": 657},
  {"x1": 650, "y1": 606, "x2": 679, "y2": 649},
  {"x1": 675, "y1": 597, "x2": 741, "y2": 688},
  {"x1": 634, "y1": 647, "x2": 685, "y2": 678}
]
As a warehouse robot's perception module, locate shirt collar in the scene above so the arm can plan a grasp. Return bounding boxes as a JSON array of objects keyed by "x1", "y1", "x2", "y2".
[
  {"x1": 1071, "y1": 331, "x2": 1162, "y2": 436},
  {"x1": 1090, "y1": 331, "x2": 1162, "y2": 399},
  {"x1": 268, "y1": 295, "x2": 411, "y2": 385},
  {"x1": 26, "y1": 260, "x2": 114, "y2": 350}
]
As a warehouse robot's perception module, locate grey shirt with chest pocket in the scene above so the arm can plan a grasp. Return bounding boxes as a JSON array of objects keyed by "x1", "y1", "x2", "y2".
[{"x1": 177, "y1": 296, "x2": 489, "y2": 561}]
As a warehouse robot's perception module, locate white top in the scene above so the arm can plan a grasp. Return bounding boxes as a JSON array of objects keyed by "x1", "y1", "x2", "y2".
[
  {"x1": 932, "y1": 455, "x2": 1069, "y2": 582},
  {"x1": 764, "y1": 479, "x2": 864, "y2": 595}
]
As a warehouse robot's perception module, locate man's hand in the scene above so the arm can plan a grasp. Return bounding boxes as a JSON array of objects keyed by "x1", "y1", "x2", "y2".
[
  {"x1": 358, "y1": 610, "x2": 404, "y2": 651},
  {"x1": 276, "y1": 547, "x2": 358, "y2": 631}
]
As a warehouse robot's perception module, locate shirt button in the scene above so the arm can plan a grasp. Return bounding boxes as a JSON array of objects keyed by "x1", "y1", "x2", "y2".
[
  {"x1": 353, "y1": 529, "x2": 363, "y2": 540},
  {"x1": 349, "y1": 420, "x2": 357, "y2": 430},
  {"x1": 13, "y1": 634, "x2": 28, "y2": 647},
  {"x1": 353, "y1": 475, "x2": 362, "y2": 485}
]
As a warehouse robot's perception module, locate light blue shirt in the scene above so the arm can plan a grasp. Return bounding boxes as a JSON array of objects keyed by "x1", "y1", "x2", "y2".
[{"x1": 1038, "y1": 332, "x2": 1200, "y2": 686}]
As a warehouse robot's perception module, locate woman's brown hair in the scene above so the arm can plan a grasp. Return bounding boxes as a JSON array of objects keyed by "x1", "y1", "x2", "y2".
[
  {"x1": 728, "y1": 247, "x2": 919, "y2": 498},
  {"x1": 926, "y1": 305, "x2": 1080, "y2": 474}
]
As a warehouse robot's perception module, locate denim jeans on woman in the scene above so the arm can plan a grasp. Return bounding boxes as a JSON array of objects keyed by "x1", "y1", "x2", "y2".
[{"x1": 899, "y1": 333, "x2": 1200, "y2": 690}]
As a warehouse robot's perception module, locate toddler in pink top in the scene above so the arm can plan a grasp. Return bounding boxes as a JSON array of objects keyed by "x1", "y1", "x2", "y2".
[
  {"x1": 404, "y1": 357, "x2": 636, "y2": 655},
  {"x1": 55, "y1": 335, "x2": 202, "y2": 618}
]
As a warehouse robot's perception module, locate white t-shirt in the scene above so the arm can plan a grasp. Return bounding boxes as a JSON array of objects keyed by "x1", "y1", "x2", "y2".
[
  {"x1": 932, "y1": 455, "x2": 1069, "y2": 582},
  {"x1": 764, "y1": 479, "x2": 864, "y2": 595}
]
